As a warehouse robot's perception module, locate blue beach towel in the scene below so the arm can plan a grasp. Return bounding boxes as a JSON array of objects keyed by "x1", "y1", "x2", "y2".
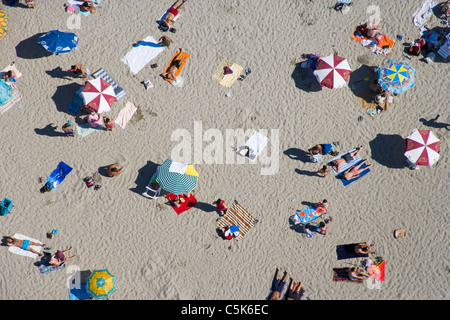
[
  {"x1": 340, "y1": 161, "x2": 371, "y2": 186},
  {"x1": 39, "y1": 263, "x2": 66, "y2": 274},
  {"x1": 44, "y1": 162, "x2": 73, "y2": 190}
]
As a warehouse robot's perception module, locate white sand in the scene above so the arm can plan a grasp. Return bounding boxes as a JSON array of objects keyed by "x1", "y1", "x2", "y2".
[{"x1": 0, "y1": 0, "x2": 448, "y2": 300}]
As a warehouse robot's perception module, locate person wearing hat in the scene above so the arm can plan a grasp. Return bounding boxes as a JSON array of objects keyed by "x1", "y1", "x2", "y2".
[
  {"x1": 62, "y1": 121, "x2": 74, "y2": 137},
  {"x1": 221, "y1": 225, "x2": 239, "y2": 240}
]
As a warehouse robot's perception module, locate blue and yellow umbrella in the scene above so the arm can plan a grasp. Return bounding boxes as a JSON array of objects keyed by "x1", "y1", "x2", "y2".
[
  {"x1": 87, "y1": 269, "x2": 116, "y2": 299},
  {"x1": 377, "y1": 60, "x2": 415, "y2": 94},
  {"x1": 156, "y1": 158, "x2": 198, "y2": 195},
  {"x1": 0, "y1": 9, "x2": 7, "y2": 40}
]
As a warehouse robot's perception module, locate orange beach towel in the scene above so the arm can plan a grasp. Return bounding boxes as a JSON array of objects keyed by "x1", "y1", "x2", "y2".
[
  {"x1": 351, "y1": 24, "x2": 396, "y2": 55},
  {"x1": 163, "y1": 51, "x2": 190, "y2": 82}
]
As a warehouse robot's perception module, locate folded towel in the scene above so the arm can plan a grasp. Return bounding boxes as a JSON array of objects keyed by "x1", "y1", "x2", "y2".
[
  {"x1": 115, "y1": 102, "x2": 137, "y2": 129},
  {"x1": 122, "y1": 36, "x2": 165, "y2": 75},
  {"x1": 8, "y1": 234, "x2": 42, "y2": 259},
  {"x1": 413, "y1": 0, "x2": 437, "y2": 28}
]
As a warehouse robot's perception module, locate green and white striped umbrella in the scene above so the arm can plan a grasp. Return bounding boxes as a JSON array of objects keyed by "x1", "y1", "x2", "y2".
[{"x1": 156, "y1": 159, "x2": 198, "y2": 195}]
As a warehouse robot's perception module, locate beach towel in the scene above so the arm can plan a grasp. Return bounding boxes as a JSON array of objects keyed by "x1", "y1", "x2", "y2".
[
  {"x1": 211, "y1": 59, "x2": 244, "y2": 88},
  {"x1": 437, "y1": 36, "x2": 450, "y2": 58},
  {"x1": 1, "y1": 63, "x2": 23, "y2": 80},
  {"x1": 92, "y1": 68, "x2": 127, "y2": 101},
  {"x1": 8, "y1": 234, "x2": 42, "y2": 259},
  {"x1": 216, "y1": 203, "x2": 258, "y2": 241},
  {"x1": 68, "y1": 0, "x2": 102, "y2": 17},
  {"x1": 413, "y1": 0, "x2": 437, "y2": 28},
  {"x1": 115, "y1": 102, "x2": 137, "y2": 129},
  {"x1": 340, "y1": 160, "x2": 371, "y2": 186},
  {"x1": 44, "y1": 162, "x2": 73, "y2": 190},
  {"x1": 76, "y1": 122, "x2": 104, "y2": 137},
  {"x1": 336, "y1": 244, "x2": 369, "y2": 260},
  {"x1": 240, "y1": 131, "x2": 269, "y2": 161},
  {"x1": 333, "y1": 268, "x2": 364, "y2": 284},
  {"x1": 328, "y1": 149, "x2": 362, "y2": 175},
  {"x1": 165, "y1": 193, "x2": 197, "y2": 215},
  {"x1": 0, "y1": 85, "x2": 21, "y2": 114},
  {"x1": 38, "y1": 262, "x2": 66, "y2": 274},
  {"x1": 351, "y1": 25, "x2": 396, "y2": 55},
  {"x1": 292, "y1": 206, "x2": 327, "y2": 225},
  {"x1": 68, "y1": 86, "x2": 84, "y2": 115},
  {"x1": 121, "y1": 36, "x2": 165, "y2": 75},
  {"x1": 163, "y1": 51, "x2": 190, "y2": 83}
]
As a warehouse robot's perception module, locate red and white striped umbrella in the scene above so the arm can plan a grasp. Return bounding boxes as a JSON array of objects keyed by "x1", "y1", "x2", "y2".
[
  {"x1": 81, "y1": 78, "x2": 116, "y2": 113},
  {"x1": 313, "y1": 54, "x2": 352, "y2": 89},
  {"x1": 404, "y1": 129, "x2": 440, "y2": 167}
]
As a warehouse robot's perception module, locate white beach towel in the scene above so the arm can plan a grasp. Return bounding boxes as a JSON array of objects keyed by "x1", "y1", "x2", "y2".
[
  {"x1": 413, "y1": 0, "x2": 437, "y2": 28},
  {"x1": 8, "y1": 234, "x2": 42, "y2": 259},
  {"x1": 115, "y1": 102, "x2": 137, "y2": 129},
  {"x1": 121, "y1": 36, "x2": 165, "y2": 75},
  {"x1": 76, "y1": 122, "x2": 104, "y2": 137},
  {"x1": 169, "y1": 161, "x2": 188, "y2": 174},
  {"x1": 242, "y1": 131, "x2": 269, "y2": 161},
  {"x1": 328, "y1": 149, "x2": 362, "y2": 175},
  {"x1": 1, "y1": 63, "x2": 23, "y2": 79},
  {"x1": 170, "y1": 75, "x2": 184, "y2": 88}
]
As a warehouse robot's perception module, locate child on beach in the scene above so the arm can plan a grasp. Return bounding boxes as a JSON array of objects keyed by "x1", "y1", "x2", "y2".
[
  {"x1": 213, "y1": 198, "x2": 227, "y2": 215},
  {"x1": 318, "y1": 165, "x2": 329, "y2": 177},
  {"x1": 69, "y1": 63, "x2": 91, "y2": 80},
  {"x1": 5, "y1": 236, "x2": 45, "y2": 256},
  {"x1": 103, "y1": 117, "x2": 114, "y2": 131},
  {"x1": 317, "y1": 199, "x2": 328, "y2": 209},
  {"x1": 62, "y1": 121, "x2": 74, "y2": 137}
]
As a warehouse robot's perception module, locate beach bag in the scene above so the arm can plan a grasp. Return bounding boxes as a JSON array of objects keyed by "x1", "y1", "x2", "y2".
[{"x1": 86, "y1": 177, "x2": 95, "y2": 188}]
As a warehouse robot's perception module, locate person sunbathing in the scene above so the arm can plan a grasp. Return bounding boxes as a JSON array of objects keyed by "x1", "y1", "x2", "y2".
[
  {"x1": 107, "y1": 163, "x2": 123, "y2": 177},
  {"x1": 48, "y1": 248, "x2": 77, "y2": 266},
  {"x1": 160, "y1": 0, "x2": 188, "y2": 30},
  {"x1": 62, "y1": 121, "x2": 75, "y2": 137},
  {"x1": 162, "y1": 48, "x2": 188, "y2": 81},
  {"x1": 69, "y1": 63, "x2": 91, "y2": 80},
  {"x1": 348, "y1": 267, "x2": 371, "y2": 281},
  {"x1": 329, "y1": 146, "x2": 364, "y2": 172},
  {"x1": 365, "y1": 21, "x2": 383, "y2": 41},
  {"x1": 286, "y1": 280, "x2": 305, "y2": 300},
  {"x1": 341, "y1": 159, "x2": 372, "y2": 180},
  {"x1": 354, "y1": 243, "x2": 376, "y2": 255},
  {"x1": 80, "y1": 1, "x2": 100, "y2": 13},
  {"x1": 5, "y1": 236, "x2": 45, "y2": 256},
  {"x1": 25, "y1": 0, "x2": 36, "y2": 8},
  {"x1": 169, "y1": 195, "x2": 182, "y2": 208},
  {"x1": 3, "y1": 70, "x2": 16, "y2": 82}
]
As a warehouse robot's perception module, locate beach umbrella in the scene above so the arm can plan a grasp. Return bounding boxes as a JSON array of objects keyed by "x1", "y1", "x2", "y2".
[
  {"x1": 377, "y1": 60, "x2": 415, "y2": 94},
  {"x1": 313, "y1": 54, "x2": 352, "y2": 89},
  {"x1": 156, "y1": 158, "x2": 198, "y2": 195},
  {"x1": 81, "y1": 78, "x2": 116, "y2": 113},
  {"x1": 0, "y1": 80, "x2": 13, "y2": 106},
  {"x1": 87, "y1": 269, "x2": 116, "y2": 299},
  {"x1": 38, "y1": 30, "x2": 78, "y2": 54},
  {"x1": 404, "y1": 129, "x2": 440, "y2": 167},
  {"x1": 0, "y1": 9, "x2": 7, "y2": 40}
]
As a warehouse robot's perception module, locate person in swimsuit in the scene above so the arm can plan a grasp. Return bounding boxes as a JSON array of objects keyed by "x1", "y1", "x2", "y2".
[
  {"x1": 69, "y1": 64, "x2": 91, "y2": 80},
  {"x1": 162, "y1": 48, "x2": 188, "y2": 81},
  {"x1": 365, "y1": 21, "x2": 383, "y2": 41},
  {"x1": 268, "y1": 268, "x2": 288, "y2": 300},
  {"x1": 25, "y1": 0, "x2": 36, "y2": 8},
  {"x1": 48, "y1": 247, "x2": 77, "y2": 266},
  {"x1": 3, "y1": 70, "x2": 16, "y2": 83},
  {"x1": 341, "y1": 159, "x2": 372, "y2": 180},
  {"x1": 329, "y1": 146, "x2": 364, "y2": 172},
  {"x1": 286, "y1": 280, "x2": 305, "y2": 300},
  {"x1": 79, "y1": 1, "x2": 101, "y2": 13},
  {"x1": 103, "y1": 117, "x2": 114, "y2": 131},
  {"x1": 348, "y1": 267, "x2": 371, "y2": 281},
  {"x1": 159, "y1": 35, "x2": 173, "y2": 48},
  {"x1": 62, "y1": 121, "x2": 75, "y2": 137},
  {"x1": 354, "y1": 243, "x2": 376, "y2": 255},
  {"x1": 5, "y1": 236, "x2": 45, "y2": 256},
  {"x1": 107, "y1": 163, "x2": 123, "y2": 177},
  {"x1": 308, "y1": 143, "x2": 335, "y2": 156},
  {"x1": 160, "y1": 0, "x2": 188, "y2": 29}
]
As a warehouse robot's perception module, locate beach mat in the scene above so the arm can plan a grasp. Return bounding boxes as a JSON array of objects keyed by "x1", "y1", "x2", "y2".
[
  {"x1": 44, "y1": 162, "x2": 73, "y2": 190},
  {"x1": 294, "y1": 206, "x2": 327, "y2": 225},
  {"x1": 165, "y1": 193, "x2": 197, "y2": 214},
  {"x1": 328, "y1": 149, "x2": 362, "y2": 175},
  {"x1": 341, "y1": 161, "x2": 371, "y2": 186},
  {"x1": 38, "y1": 262, "x2": 66, "y2": 274},
  {"x1": 333, "y1": 268, "x2": 364, "y2": 284},
  {"x1": 216, "y1": 203, "x2": 258, "y2": 240},
  {"x1": 115, "y1": 102, "x2": 137, "y2": 129},
  {"x1": 76, "y1": 122, "x2": 104, "y2": 137},
  {"x1": 163, "y1": 51, "x2": 190, "y2": 83},
  {"x1": 336, "y1": 244, "x2": 369, "y2": 260},
  {"x1": 351, "y1": 25, "x2": 396, "y2": 55},
  {"x1": 211, "y1": 59, "x2": 244, "y2": 88},
  {"x1": 8, "y1": 234, "x2": 42, "y2": 259},
  {"x1": 122, "y1": 36, "x2": 165, "y2": 75},
  {"x1": 0, "y1": 84, "x2": 22, "y2": 114},
  {"x1": 92, "y1": 68, "x2": 127, "y2": 101}
]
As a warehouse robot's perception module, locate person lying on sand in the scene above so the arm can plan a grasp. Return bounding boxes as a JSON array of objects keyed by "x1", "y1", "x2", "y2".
[
  {"x1": 365, "y1": 21, "x2": 383, "y2": 41},
  {"x1": 48, "y1": 248, "x2": 77, "y2": 266},
  {"x1": 162, "y1": 48, "x2": 188, "y2": 81},
  {"x1": 5, "y1": 236, "x2": 45, "y2": 256},
  {"x1": 25, "y1": 0, "x2": 36, "y2": 8},
  {"x1": 354, "y1": 243, "x2": 376, "y2": 255},
  {"x1": 341, "y1": 159, "x2": 372, "y2": 180},
  {"x1": 329, "y1": 146, "x2": 364, "y2": 172},
  {"x1": 286, "y1": 279, "x2": 305, "y2": 300},
  {"x1": 160, "y1": 0, "x2": 188, "y2": 30},
  {"x1": 269, "y1": 268, "x2": 288, "y2": 300},
  {"x1": 107, "y1": 163, "x2": 123, "y2": 177},
  {"x1": 348, "y1": 267, "x2": 371, "y2": 281},
  {"x1": 80, "y1": 1, "x2": 101, "y2": 13}
]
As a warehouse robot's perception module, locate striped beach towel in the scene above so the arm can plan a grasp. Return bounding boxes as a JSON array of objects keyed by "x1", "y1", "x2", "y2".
[
  {"x1": 216, "y1": 203, "x2": 258, "y2": 240},
  {"x1": 38, "y1": 263, "x2": 66, "y2": 274},
  {"x1": 328, "y1": 149, "x2": 362, "y2": 175},
  {"x1": 0, "y1": 85, "x2": 21, "y2": 114}
]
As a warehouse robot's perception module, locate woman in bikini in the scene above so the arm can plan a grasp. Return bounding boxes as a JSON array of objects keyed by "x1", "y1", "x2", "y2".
[
  {"x1": 5, "y1": 236, "x2": 45, "y2": 256},
  {"x1": 341, "y1": 159, "x2": 372, "y2": 181},
  {"x1": 48, "y1": 247, "x2": 77, "y2": 266},
  {"x1": 348, "y1": 267, "x2": 371, "y2": 281},
  {"x1": 79, "y1": 1, "x2": 100, "y2": 13},
  {"x1": 162, "y1": 48, "x2": 188, "y2": 81}
]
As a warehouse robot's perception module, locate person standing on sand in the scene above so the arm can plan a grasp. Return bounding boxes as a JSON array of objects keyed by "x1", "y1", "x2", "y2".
[
  {"x1": 318, "y1": 165, "x2": 329, "y2": 177},
  {"x1": 62, "y1": 121, "x2": 75, "y2": 137},
  {"x1": 213, "y1": 198, "x2": 227, "y2": 215},
  {"x1": 69, "y1": 63, "x2": 91, "y2": 81}
]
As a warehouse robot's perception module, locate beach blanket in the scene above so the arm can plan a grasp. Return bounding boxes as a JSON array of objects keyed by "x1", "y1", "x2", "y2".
[
  {"x1": 165, "y1": 193, "x2": 197, "y2": 215},
  {"x1": 92, "y1": 68, "x2": 127, "y2": 101},
  {"x1": 68, "y1": 0, "x2": 102, "y2": 16},
  {"x1": 44, "y1": 162, "x2": 73, "y2": 190},
  {"x1": 340, "y1": 160, "x2": 371, "y2": 186},
  {"x1": 68, "y1": 86, "x2": 84, "y2": 115},
  {"x1": 163, "y1": 51, "x2": 190, "y2": 83},
  {"x1": 0, "y1": 85, "x2": 21, "y2": 114},
  {"x1": 122, "y1": 36, "x2": 165, "y2": 75},
  {"x1": 216, "y1": 203, "x2": 258, "y2": 241},
  {"x1": 336, "y1": 244, "x2": 369, "y2": 260},
  {"x1": 1, "y1": 63, "x2": 23, "y2": 80},
  {"x1": 292, "y1": 206, "x2": 327, "y2": 225},
  {"x1": 333, "y1": 268, "x2": 364, "y2": 284},
  {"x1": 38, "y1": 262, "x2": 66, "y2": 274},
  {"x1": 8, "y1": 234, "x2": 42, "y2": 259},
  {"x1": 211, "y1": 59, "x2": 244, "y2": 88},
  {"x1": 76, "y1": 122, "x2": 104, "y2": 137},
  {"x1": 356, "y1": 93, "x2": 394, "y2": 118},
  {"x1": 328, "y1": 149, "x2": 362, "y2": 175},
  {"x1": 413, "y1": 0, "x2": 437, "y2": 28},
  {"x1": 351, "y1": 25, "x2": 396, "y2": 55},
  {"x1": 115, "y1": 102, "x2": 137, "y2": 129},
  {"x1": 240, "y1": 131, "x2": 269, "y2": 161}
]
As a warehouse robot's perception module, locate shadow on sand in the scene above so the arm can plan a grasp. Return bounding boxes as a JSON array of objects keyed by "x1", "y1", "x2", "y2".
[
  {"x1": 291, "y1": 62, "x2": 322, "y2": 93},
  {"x1": 369, "y1": 133, "x2": 407, "y2": 169},
  {"x1": 16, "y1": 33, "x2": 54, "y2": 59},
  {"x1": 51, "y1": 83, "x2": 83, "y2": 115}
]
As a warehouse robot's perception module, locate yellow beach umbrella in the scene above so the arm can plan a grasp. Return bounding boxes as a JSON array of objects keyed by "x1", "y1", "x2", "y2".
[
  {"x1": 0, "y1": 9, "x2": 7, "y2": 40},
  {"x1": 87, "y1": 269, "x2": 116, "y2": 299}
]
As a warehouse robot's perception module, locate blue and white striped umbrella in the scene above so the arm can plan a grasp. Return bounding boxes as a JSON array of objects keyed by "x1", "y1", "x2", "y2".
[
  {"x1": 156, "y1": 159, "x2": 198, "y2": 195},
  {"x1": 38, "y1": 30, "x2": 78, "y2": 54}
]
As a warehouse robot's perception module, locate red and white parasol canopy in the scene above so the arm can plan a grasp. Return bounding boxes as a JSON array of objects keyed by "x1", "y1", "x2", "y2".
[
  {"x1": 81, "y1": 78, "x2": 116, "y2": 113},
  {"x1": 404, "y1": 129, "x2": 440, "y2": 167},
  {"x1": 313, "y1": 54, "x2": 352, "y2": 89}
]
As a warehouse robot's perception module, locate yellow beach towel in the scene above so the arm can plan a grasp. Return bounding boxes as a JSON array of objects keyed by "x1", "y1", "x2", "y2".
[{"x1": 212, "y1": 59, "x2": 243, "y2": 88}]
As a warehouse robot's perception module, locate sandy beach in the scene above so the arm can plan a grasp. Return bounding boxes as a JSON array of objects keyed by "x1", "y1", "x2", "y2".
[{"x1": 0, "y1": 0, "x2": 449, "y2": 301}]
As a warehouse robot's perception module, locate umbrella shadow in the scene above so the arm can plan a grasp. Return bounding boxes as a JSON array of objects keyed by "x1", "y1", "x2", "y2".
[
  {"x1": 348, "y1": 64, "x2": 377, "y2": 103},
  {"x1": 1, "y1": 0, "x2": 27, "y2": 8},
  {"x1": 369, "y1": 133, "x2": 407, "y2": 169},
  {"x1": 15, "y1": 33, "x2": 54, "y2": 59},
  {"x1": 284, "y1": 148, "x2": 311, "y2": 163},
  {"x1": 51, "y1": 83, "x2": 83, "y2": 115},
  {"x1": 419, "y1": 114, "x2": 450, "y2": 131},
  {"x1": 291, "y1": 62, "x2": 322, "y2": 93},
  {"x1": 129, "y1": 160, "x2": 160, "y2": 196},
  {"x1": 34, "y1": 123, "x2": 66, "y2": 137}
]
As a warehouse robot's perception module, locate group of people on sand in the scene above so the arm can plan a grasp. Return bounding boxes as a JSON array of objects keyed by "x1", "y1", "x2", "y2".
[
  {"x1": 269, "y1": 268, "x2": 307, "y2": 300},
  {"x1": 20, "y1": 0, "x2": 101, "y2": 11}
]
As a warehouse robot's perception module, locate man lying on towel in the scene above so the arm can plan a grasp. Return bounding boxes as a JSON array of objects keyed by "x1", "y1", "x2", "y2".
[
  {"x1": 162, "y1": 48, "x2": 188, "y2": 81},
  {"x1": 159, "y1": 0, "x2": 188, "y2": 31}
]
